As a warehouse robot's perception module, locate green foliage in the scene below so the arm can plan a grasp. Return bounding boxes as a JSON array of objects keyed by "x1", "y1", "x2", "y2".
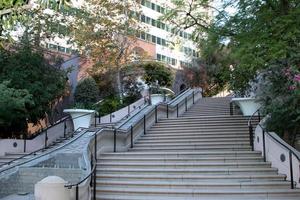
[
  {"x1": 74, "y1": 77, "x2": 98, "y2": 109},
  {"x1": 0, "y1": 81, "x2": 34, "y2": 137},
  {"x1": 257, "y1": 62, "x2": 300, "y2": 145},
  {"x1": 141, "y1": 61, "x2": 173, "y2": 87},
  {"x1": 0, "y1": 44, "x2": 67, "y2": 137},
  {"x1": 95, "y1": 95, "x2": 123, "y2": 116}
]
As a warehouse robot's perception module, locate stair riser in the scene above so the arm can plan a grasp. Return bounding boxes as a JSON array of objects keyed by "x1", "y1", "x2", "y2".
[{"x1": 136, "y1": 139, "x2": 249, "y2": 144}]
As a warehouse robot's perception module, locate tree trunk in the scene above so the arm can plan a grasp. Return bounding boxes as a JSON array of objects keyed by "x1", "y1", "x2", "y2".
[{"x1": 116, "y1": 69, "x2": 123, "y2": 104}]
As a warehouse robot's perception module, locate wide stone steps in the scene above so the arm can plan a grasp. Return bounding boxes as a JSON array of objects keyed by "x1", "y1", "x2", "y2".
[
  {"x1": 95, "y1": 97, "x2": 300, "y2": 199},
  {"x1": 96, "y1": 173, "x2": 286, "y2": 182},
  {"x1": 97, "y1": 162, "x2": 271, "y2": 169},
  {"x1": 96, "y1": 180, "x2": 291, "y2": 190},
  {"x1": 97, "y1": 167, "x2": 278, "y2": 175},
  {"x1": 95, "y1": 187, "x2": 300, "y2": 199}
]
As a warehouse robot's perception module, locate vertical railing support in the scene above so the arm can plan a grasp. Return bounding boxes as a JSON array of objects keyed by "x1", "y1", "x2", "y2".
[
  {"x1": 166, "y1": 104, "x2": 169, "y2": 118},
  {"x1": 230, "y1": 102, "x2": 233, "y2": 116},
  {"x1": 155, "y1": 106, "x2": 158, "y2": 123},
  {"x1": 63, "y1": 120, "x2": 67, "y2": 138},
  {"x1": 144, "y1": 115, "x2": 146, "y2": 135},
  {"x1": 75, "y1": 185, "x2": 79, "y2": 200},
  {"x1": 176, "y1": 104, "x2": 179, "y2": 117},
  {"x1": 44, "y1": 129, "x2": 48, "y2": 149},
  {"x1": 289, "y1": 150, "x2": 294, "y2": 189},
  {"x1": 128, "y1": 105, "x2": 130, "y2": 115},
  {"x1": 249, "y1": 123, "x2": 254, "y2": 151},
  {"x1": 93, "y1": 168, "x2": 96, "y2": 200},
  {"x1": 113, "y1": 129, "x2": 116, "y2": 152},
  {"x1": 94, "y1": 113, "x2": 97, "y2": 127},
  {"x1": 185, "y1": 97, "x2": 187, "y2": 111},
  {"x1": 262, "y1": 130, "x2": 266, "y2": 162},
  {"x1": 192, "y1": 91, "x2": 195, "y2": 104},
  {"x1": 110, "y1": 114, "x2": 112, "y2": 123},
  {"x1": 258, "y1": 110, "x2": 261, "y2": 122},
  {"x1": 131, "y1": 125, "x2": 133, "y2": 148},
  {"x1": 23, "y1": 133, "x2": 26, "y2": 153}
]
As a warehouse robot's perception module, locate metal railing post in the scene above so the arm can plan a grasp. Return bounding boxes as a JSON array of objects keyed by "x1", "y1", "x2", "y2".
[
  {"x1": 93, "y1": 167, "x2": 96, "y2": 200},
  {"x1": 155, "y1": 105, "x2": 157, "y2": 123},
  {"x1": 166, "y1": 104, "x2": 169, "y2": 118},
  {"x1": 262, "y1": 130, "x2": 266, "y2": 162},
  {"x1": 113, "y1": 129, "x2": 116, "y2": 152},
  {"x1": 185, "y1": 97, "x2": 187, "y2": 111},
  {"x1": 128, "y1": 105, "x2": 130, "y2": 115},
  {"x1": 192, "y1": 91, "x2": 195, "y2": 104},
  {"x1": 230, "y1": 102, "x2": 233, "y2": 115},
  {"x1": 258, "y1": 110, "x2": 261, "y2": 122},
  {"x1": 44, "y1": 129, "x2": 48, "y2": 149},
  {"x1": 64, "y1": 120, "x2": 67, "y2": 138},
  {"x1": 110, "y1": 114, "x2": 112, "y2": 123},
  {"x1": 249, "y1": 123, "x2": 254, "y2": 151},
  {"x1": 94, "y1": 132, "x2": 97, "y2": 161},
  {"x1": 94, "y1": 113, "x2": 97, "y2": 127},
  {"x1": 177, "y1": 104, "x2": 179, "y2": 117},
  {"x1": 144, "y1": 115, "x2": 146, "y2": 135},
  {"x1": 131, "y1": 125, "x2": 133, "y2": 148},
  {"x1": 289, "y1": 150, "x2": 294, "y2": 189},
  {"x1": 23, "y1": 133, "x2": 26, "y2": 153},
  {"x1": 75, "y1": 185, "x2": 79, "y2": 200}
]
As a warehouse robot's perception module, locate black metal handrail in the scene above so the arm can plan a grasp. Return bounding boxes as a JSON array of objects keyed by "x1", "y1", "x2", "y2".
[
  {"x1": 247, "y1": 107, "x2": 300, "y2": 189},
  {"x1": 0, "y1": 126, "x2": 89, "y2": 174},
  {"x1": 113, "y1": 88, "x2": 201, "y2": 152},
  {"x1": 64, "y1": 128, "x2": 101, "y2": 200}
]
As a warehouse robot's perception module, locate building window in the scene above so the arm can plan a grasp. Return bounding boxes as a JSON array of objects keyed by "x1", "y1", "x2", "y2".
[
  {"x1": 157, "y1": 37, "x2": 161, "y2": 45},
  {"x1": 141, "y1": 15, "x2": 146, "y2": 23},
  {"x1": 156, "y1": 5, "x2": 161, "y2": 13},
  {"x1": 157, "y1": 54, "x2": 162, "y2": 61},
  {"x1": 151, "y1": 19, "x2": 156, "y2": 27},
  {"x1": 141, "y1": 32, "x2": 146, "y2": 40},
  {"x1": 162, "y1": 39, "x2": 166, "y2": 46},
  {"x1": 152, "y1": 35, "x2": 156, "y2": 43},
  {"x1": 146, "y1": 16, "x2": 151, "y2": 24},
  {"x1": 151, "y1": 3, "x2": 155, "y2": 10}
]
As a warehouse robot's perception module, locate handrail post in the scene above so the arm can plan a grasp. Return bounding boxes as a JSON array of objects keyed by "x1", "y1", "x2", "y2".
[
  {"x1": 128, "y1": 105, "x2": 130, "y2": 115},
  {"x1": 64, "y1": 120, "x2": 67, "y2": 138},
  {"x1": 192, "y1": 91, "x2": 195, "y2": 104},
  {"x1": 258, "y1": 110, "x2": 261, "y2": 122},
  {"x1": 262, "y1": 130, "x2": 266, "y2": 162},
  {"x1": 110, "y1": 114, "x2": 112, "y2": 123},
  {"x1": 23, "y1": 133, "x2": 26, "y2": 153},
  {"x1": 155, "y1": 105, "x2": 157, "y2": 123},
  {"x1": 177, "y1": 104, "x2": 179, "y2": 117},
  {"x1": 94, "y1": 113, "x2": 97, "y2": 127},
  {"x1": 93, "y1": 167, "x2": 96, "y2": 200},
  {"x1": 144, "y1": 115, "x2": 146, "y2": 135},
  {"x1": 94, "y1": 132, "x2": 97, "y2": 162},
  {"x1": 185, "y1": 97, "x2": 187, "y2": 111},
  {"x1": 230, "y1": 102, "x2": 233, "y2": 115},
  {"x1": 113, "y1": 129, "x2": 116, "y2": 152},
  {"x1": 166, "y1": 104, "x2": 169, "y2": 118},
  {"x1": 131, "y1": 125, "x2": 133, "y2": 148},
  {"x1": 289, "y1": 150, "x2": 294, "y2": 189},
  {"x1": 44, "y1": 129, "x2": 48, "y2": 149},
  {"x1": 76, "y1": 185, "x2": 79, "y2": 200},
  {"x1": 249, "y1": 123, "x2": 254, "y2": 151}
]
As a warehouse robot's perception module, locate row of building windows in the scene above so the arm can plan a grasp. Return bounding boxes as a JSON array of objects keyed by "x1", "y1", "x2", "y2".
[
  {"x1": 45, "y1": 43, "x2": 73, "y2": 54},
  {"x1": 156, "y1": 53, "x2": 193, "y2": 68},
  {"x1": 141, "y1": 0, "x2": 166, "y2": 14},
  {"x1": 139, "y1": 13, "x2": 192, "y2": 40},
  {"x1": 136, "y1": 31, "x2": 199, "y2": 57}
]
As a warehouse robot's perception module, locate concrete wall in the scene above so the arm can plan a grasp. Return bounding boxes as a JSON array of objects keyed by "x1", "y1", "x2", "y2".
[
  {"x1": 254, "y1": 121, "x2": 300, "y2": 188},
  {"x1": 0, "y1": 119, "x2": 73, "y2": 156}
]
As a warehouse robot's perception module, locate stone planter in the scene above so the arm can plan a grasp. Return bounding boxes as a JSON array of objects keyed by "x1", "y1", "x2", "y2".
[
  {"x1": 231, "y1": 97, "x2": 261, "y2": 116},
  {"x1": 63, "y1": 109, "x2": 95, "y2": 130}
]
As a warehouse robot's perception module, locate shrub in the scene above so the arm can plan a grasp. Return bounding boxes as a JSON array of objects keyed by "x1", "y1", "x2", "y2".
[{"x1": 74, "y1": 77, "x2": 99, "y2": 109}]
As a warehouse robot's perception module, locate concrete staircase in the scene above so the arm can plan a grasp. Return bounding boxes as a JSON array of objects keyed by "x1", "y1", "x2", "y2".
[{"x1": 96, "y1": 97, "x2": 300, "y2": 200}]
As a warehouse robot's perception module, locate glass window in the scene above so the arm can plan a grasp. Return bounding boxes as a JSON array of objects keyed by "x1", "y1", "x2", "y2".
[
  {"x1": 161, "y1": 22, "x2": 165, "y2": 30},
  {"x1": 157, "y1": 37, "x2": 161, "y2": 45},
  {"x1": 152, "y1": 35, "x2": 156, "y2": 43},
  {"x1": 145, "y1": 0, "x2": 151, "y2": 8},
  {"x1": 146, "y1": 33, "x2": 151, "y2": 41},
  {"x1": 162, "y1": 39, "x2": 166, "y2": 46},
  {"x1": 151, "y1": 19, "x2": 156, "y2": 26},
  {"x1": 141, "y1": 15, "x2": 146, "y2": 23},
  {"x1": 172, "y1": 58, "x2": 176, "y2": 65},
  {"x1": 141, "y1": 32, "x2": 146, "y2": 40},
  {"x1": 180, "y1": 31, "x2": 183, "y2": 37},
  {"x1": 162, "y1": 55, "x2": 166, "y2": 61},
  {"x1": 156, "y1": 21, "x2": 161, "y2": 28},
  {"x1": 157, "y1": 54, "x2": 162, "y2": 61},
  {"x1": 146, "y1": 16, "x2": 151, "y2": 24},
  {"x1": 161, "y1": 7, "x2": 165, "y2": 14},
  {"x1": 58, "y1": 46, "x2": 66, "y2": 53},
  {"x1": 141, "y1": 0, "x2": 145, "y2": 6},
  {"x1": 184, "y1": 32, "x2": 188, "y2": 39},
  {"x1": 151, "y1": 3, "x2": 155, "y2": 10},
  {"x1": 156, "y1": 5, "x2": 161, "y2": 13}
]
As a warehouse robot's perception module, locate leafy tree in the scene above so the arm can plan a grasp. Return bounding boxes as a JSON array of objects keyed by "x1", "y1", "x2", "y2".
[
  {"x1": 141, "y1": 61, "x2": 173, "y2": 87},
  {"x1": 74, "y1": 77, "x2": 99, "y2": 109},
  {"x1": 256, "y1": 61, "x2": 300, "y2": 146},
  {"x1": 0, "y1": 43, "x2": 67, "y2": 137},
  {"x1": 0, "y1": 81, "x2": 34, "y2": 138}
]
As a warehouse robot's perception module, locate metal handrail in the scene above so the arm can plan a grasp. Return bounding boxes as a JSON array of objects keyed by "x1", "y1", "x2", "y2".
[
  {"x1": 113, "y1": 88, "x2": 201, "y2": 151},
  {"x1": 247, "y1": 107, "x2": 300, "y2": 189},
  {"x1": 0, "y1": 127, "x2": 88, "y2": 174}
]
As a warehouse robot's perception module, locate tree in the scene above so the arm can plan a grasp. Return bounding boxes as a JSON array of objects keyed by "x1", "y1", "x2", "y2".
[
  {"x1": 0, "y1": 43, "x2": 67, "y2": 137},
  {"x1": 72, "y1": 0, "x2": 143, "y2": 102},
  {"x1": 141, "y1": 61, "x2": 173, "y2": 88},
  {"x1": 74, "y1": 77, "x2": 99, "y2": 109}
]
